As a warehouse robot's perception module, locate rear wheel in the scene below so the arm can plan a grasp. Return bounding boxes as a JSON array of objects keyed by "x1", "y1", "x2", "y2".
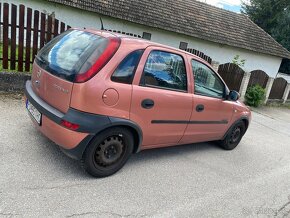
[
  {"x1": 81, "y1": 127, "x2": 134, "y2": 177},
  {"x1": 218, "y1": 121, "x2": 246, "y2": 150}
]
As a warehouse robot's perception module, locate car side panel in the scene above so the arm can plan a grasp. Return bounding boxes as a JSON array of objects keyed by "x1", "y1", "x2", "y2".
[
  {"x1": 180, "y1": 55, "x2": 235, "y2": 144},
  {"x1": 180, "y1": 95, "x2": 234, "y2": 144},
  {"x1": 130, "y1": 46, "x2": 193, "y2": 147},
  {"x1": 70, "y1": 40, "x2": 147, "y2": 119}
]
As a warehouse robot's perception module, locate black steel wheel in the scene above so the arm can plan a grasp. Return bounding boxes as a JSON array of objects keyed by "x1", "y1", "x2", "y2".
[
  {"x1": 218, "y1": 121, "x2": 246, "y2": 150},
  {"x1": 81, "y1": 127, "x2": 134, "y2": 177}
]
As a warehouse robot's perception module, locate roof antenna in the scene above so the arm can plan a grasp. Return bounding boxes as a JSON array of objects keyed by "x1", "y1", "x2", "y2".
[{"x1": 100, "y1": 17, "x2": 104, "y2": 30}]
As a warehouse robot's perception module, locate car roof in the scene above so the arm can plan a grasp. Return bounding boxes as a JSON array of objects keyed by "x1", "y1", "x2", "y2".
[{"x1": 75, "y1": 28, "x2": 210, "y2": 67}]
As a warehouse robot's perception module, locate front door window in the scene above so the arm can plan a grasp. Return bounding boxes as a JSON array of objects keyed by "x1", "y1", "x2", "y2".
[{"x1": 191, "y1": 60, "x2": 225, "y2": 98}]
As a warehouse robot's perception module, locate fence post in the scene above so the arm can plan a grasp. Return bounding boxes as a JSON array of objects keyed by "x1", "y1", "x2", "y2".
[
  {"x1": 264, "y1": 77, "x2": 275, "y2": 104},
  {"x1": 211, "y1": 61, "x2": 220, "y2": 72},
  {"x1": 239, "y1": 72, "x2": 251, "y2": 101},
  {"x1": 282, "y1": 83, "x2": 290, "y2": 104}
]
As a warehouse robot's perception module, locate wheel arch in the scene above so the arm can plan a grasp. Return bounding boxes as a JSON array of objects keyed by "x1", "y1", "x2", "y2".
[
  {"x1": 222, "y1": 116, "x2": 249, "y2": 140},
  {"x1": 61, "y1": 116, "x2": 143, "y2": 160},
  {"x1": 108, "y1": 117, "x2": 143, "y2": 154},
  {"x1": 241, "y1": 118, "x2": 249, "y2": 131}
]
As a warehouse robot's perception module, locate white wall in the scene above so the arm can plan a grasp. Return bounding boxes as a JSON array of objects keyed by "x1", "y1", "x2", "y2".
[
  {"x1": 150, "y1": 29, "x2": 282, "y2": 78},
  {"x1": 277, "y1": 73, "x2": 290, "y2": 83},
  {"x1": 4, "y1": 0, "x2": 283, "y2": 78}
]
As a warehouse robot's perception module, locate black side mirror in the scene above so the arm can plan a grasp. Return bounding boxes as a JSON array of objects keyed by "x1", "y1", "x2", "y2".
[{"x1": 227, "y1": 90, "x2": 240, "y2": 101}]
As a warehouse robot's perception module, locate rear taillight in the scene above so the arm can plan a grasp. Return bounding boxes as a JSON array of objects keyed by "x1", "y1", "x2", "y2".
[
  {"x1": 75, "y1": 37, "x2": 121, "y2": 83},
  {"x1": 61, "y1": 120, "x2": 80, "y2": 131}
]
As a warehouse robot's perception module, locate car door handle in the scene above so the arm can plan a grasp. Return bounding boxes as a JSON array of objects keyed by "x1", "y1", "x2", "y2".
[
  {"x1": 196, "y1": 104, "x2": 204, "y2": 112},
  {"x1": 141, "y1": 99, "x2": 154, "y2": 109}
]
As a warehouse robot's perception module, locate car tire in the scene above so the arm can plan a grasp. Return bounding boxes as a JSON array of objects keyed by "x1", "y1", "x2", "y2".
[
  {"x1": 218, "y1": 121, "x2": 246, "y2": 150},
  {"x1": 81, "y1": 127, "x2": 134, "y2": 178}
]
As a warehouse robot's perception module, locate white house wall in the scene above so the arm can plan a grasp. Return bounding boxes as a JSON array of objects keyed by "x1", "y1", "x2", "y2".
[
  {"x1": 149, "y1": 29, "x2": 282, "y2": 78},
  {"x1": 277, "y1": 73, "x2": 290, "y2": 83},
  {"x1": 5, "y1": 0, "x2": 283, "y2": 78}
]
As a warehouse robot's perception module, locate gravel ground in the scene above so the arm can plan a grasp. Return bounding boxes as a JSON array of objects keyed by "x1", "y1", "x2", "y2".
[{"x1": 1, "y1": 95, "x2": 290, "y2": 218}]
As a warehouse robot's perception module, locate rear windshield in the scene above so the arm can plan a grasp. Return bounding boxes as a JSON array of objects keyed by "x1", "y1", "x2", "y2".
[{"x1": 35, "y1": 30, "x2": 108, "y2": 82}]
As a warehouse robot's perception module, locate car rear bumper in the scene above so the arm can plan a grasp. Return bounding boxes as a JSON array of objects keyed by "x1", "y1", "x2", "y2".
[
  {"x1": 25, "y1": 80, "x2": 93, "y2": 159},
  {"x1": 25, "y1": 80, "x2": 143, "y2": 159}
]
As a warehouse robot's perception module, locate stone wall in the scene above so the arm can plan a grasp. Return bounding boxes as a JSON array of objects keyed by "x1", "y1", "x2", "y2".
[{"x1": 0, "y1": 72, "x2": 31, "y2": 92}]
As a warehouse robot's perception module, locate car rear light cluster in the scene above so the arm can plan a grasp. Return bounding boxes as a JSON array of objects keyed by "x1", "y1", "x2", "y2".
[
  {"x1": 75, "y1": 37, "x2": 121, "y2": 83},
  {"x1": 61, "y1": 120, "x2": 80, "y2": 131}
]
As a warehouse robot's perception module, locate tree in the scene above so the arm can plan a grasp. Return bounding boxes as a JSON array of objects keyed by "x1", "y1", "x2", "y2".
[
  {"x1": 232, "y1": 55, "x2": 246, "y2": 68},
  {"x1": 273, "y1": 7, "x2": 290, "y2": 73},
  {"x1": 241, "y1": 0, "x2": 289, "y2": 34},
  {"x1": 272, "y1": 7, "x2": 290, "y2": 51},
  {"x1": 241, "y1": 0, "x2": 290, "y2": 74}
]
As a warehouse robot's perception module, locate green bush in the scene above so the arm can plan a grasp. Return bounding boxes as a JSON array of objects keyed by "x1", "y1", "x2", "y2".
[{"x1": 245, "y1": 85, "x2": 266, "y2": 107}]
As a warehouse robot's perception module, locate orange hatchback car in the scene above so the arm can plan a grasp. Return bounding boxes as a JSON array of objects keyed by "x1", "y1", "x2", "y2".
[{"x1": 25, "y1": 29, "x2": 251, "y2": 177}]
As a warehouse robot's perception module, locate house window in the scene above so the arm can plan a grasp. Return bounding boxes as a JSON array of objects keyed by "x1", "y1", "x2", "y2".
[
  {"x1": 179, "y1": 42, "x2": 188, "y2": 50},
  {"x1": 142, "y1": 32, "x2": 151, "y2": 40}
]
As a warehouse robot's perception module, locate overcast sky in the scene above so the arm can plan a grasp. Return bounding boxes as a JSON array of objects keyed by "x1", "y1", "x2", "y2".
[{"x1": 198, "y1": 0, "x2": 243, "y2": 13}]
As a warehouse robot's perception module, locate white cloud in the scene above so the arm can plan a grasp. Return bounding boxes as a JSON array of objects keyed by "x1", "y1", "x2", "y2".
[
  {"x1": 215, "y1": 3, "x2": 224, "y2": 8},
  {"x1": 198, "y1": 0, "x2": 242, "y2": 7}
]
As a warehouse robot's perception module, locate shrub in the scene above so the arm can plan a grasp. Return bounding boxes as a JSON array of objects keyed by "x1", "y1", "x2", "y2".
[{"x1": 245, "y1": 85, "x2": 266, "y2": 107}]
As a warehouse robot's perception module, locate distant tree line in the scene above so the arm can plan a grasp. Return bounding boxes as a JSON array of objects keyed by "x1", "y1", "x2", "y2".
[{"x1": 242, "y1": 0, "x2": 290, "y2": 74}]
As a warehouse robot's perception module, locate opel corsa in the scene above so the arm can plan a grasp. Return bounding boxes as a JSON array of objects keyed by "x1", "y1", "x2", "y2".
[{"x1": 25, "y1": 29, "x2": 251, "y2": 177}]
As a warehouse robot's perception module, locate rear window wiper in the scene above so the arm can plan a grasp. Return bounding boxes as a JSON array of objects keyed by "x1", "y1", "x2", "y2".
[{"x1": 36, "y1": 56, "x2": 47, "y2": 65}]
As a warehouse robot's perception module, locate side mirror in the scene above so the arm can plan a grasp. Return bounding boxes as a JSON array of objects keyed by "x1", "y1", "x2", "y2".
[{"x1": 227, "y1": 90, "x2": 240, "y2": 101}]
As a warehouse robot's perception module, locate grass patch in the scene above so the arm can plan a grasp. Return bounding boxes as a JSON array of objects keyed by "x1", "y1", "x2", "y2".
[
  {"x1": 0, "y1": 43, "x2": 33, "y2": 73},
  {"x1": 266, "y1": 101, "x2": 290, "y2": 109}
]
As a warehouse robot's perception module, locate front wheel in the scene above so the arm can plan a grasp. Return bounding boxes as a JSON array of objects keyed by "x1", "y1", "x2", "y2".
[
  {"x1": 218, "y1": 121, "x2": 246, "y2": 150},
  {"x1": 81, "y1": 127, "x2": 134, "y2": 177}
]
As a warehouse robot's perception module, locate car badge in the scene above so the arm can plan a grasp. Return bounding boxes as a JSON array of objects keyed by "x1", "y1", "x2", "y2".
[{"x1": 37, "y1": 70, "x2": 42, "y2": 78}]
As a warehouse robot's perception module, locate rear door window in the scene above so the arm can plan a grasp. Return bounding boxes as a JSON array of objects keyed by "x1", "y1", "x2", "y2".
[
  {"x1": 35, "y1": 30, "x2": 108, "y2": 82},
  {"x1": 111, "y1": 50, "x2": 144, "y2": 84},
  {"x1": 141, "y1": 50, "x2": 187, "y2": 92}
]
